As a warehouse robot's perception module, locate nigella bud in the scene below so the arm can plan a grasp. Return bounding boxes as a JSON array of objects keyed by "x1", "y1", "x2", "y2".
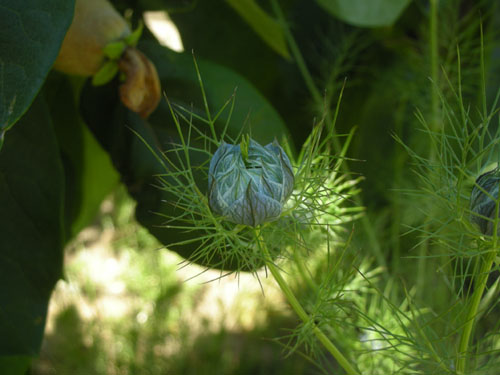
[
  {"x1": 470, "y1": 167, "x2": 500, "y2": 235},
  {"x1": 208, "y1": 139, "x2": 294, "y2": 227}
]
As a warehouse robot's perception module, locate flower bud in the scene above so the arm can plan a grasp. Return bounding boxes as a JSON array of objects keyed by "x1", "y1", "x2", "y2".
[
  {"x1": 470, "y1": 167, "x2": 500, "y2": 235},
  {"x1": 208, "y1": 139, "x2": 294, "y2": 227}
]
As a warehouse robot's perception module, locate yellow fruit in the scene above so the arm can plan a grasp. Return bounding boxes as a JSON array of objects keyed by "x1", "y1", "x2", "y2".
[{"x1": 53, "y1": 0, "x2": 131, "y2": 76}]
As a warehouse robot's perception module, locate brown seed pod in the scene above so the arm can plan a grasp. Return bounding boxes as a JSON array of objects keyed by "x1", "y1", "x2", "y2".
[{"x1": 117, "y1": 47, "x2": 161, "y2": 118}]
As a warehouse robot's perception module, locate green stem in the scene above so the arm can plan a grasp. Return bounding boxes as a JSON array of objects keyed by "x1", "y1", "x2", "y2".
[
  {"x1": 480, "y1": 21, "x2": 487, "y2": 121},
  {"x1": 391, "y1": 99, "x2": 408, "y2": 274},
  {"x1": 457, "y1": 197, "x2": 500, "y2": 373},
  {"x1": 429, "y1": 0, "x2": 439, "y2": 132},
  {"x1": 417, "y1": 0, "x2": 440, "y2": 299},
  {"x1": 256, "y1": 230, "x2": 361, "y2": 375},
  {"x1": 456, "y1": 248, "x2": 496, "y2": 374}
]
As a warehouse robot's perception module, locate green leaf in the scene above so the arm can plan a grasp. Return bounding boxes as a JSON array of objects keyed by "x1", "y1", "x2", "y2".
[
  {"x1": 103, "y1": 41, "x2": 127, "y2": 60},
  {"x1": 70, "y1": 125, "x2": 120, "y2": 235},
  {"x1": 124, "y1": 21, "x2": 144, "y2": 47},
  {"x1": 0, "y1": 0, "x2": 75, "y2": 138},
  {"x1": 0, "y1": 94, "x2": 65, "y2": 357},
  {"x1": 92, "y1": 61, "x2": 120, "y2": 86},
  {"x1": 44, "y1": 73, "x2": 119, "y2": 238},
  {"x1": 225, "y1": 0, "x2": 290, "y2": 59},
  {"x1": 80, "y1": 42, "x2": 290, "y2": 269},
  {"x1": 0, "y1": 356, "x2": 31, "y2": 375},
  {"x1": 316, "y1": 0, "x2": 412, "y2": 27}
]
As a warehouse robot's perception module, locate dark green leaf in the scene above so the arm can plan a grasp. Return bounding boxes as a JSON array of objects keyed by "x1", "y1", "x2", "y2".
[
  {"x1": 316, "y1": 0, "x2": 412, "y2": 27},
  {"x1": 140, "y1": 41, "x2": 290, "y2": 145},
  {"x1": 0, "y1": 94, "x2": 64, "y2": 356},
  {"x1": 167, "y1": 1, "x2": 311, "y2": 146},
  {"x1": 0, "y1": 356, "x2": 31, "y2": 375},
  {"x1": 44, "y1": 73, "x2": 119, "y2": 238},
  {"x1": 0, "y1": 0, "x2": 75, "y2": 137}
]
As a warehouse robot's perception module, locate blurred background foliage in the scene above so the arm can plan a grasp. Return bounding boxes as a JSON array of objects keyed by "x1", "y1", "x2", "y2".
[{"x1": 1, "y1": 0, "x2": 500, "y2": 373}]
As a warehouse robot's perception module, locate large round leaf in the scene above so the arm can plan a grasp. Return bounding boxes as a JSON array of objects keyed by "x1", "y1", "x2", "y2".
[
  {"x1": 0, "y1": 0, "x2": 75, "y2": 145},
  {"x1": 316, "y1": 0, "x2": 412, "y2": 27},
  {"x1": 44, "y1": 73, "x2": 120, "y2": 238},
  {"x1": 0, "y1": 95, "x2": 65, "y2": 361},
  {"x1": 140, "y1": 41, "x2": 290, "y2": 145}
]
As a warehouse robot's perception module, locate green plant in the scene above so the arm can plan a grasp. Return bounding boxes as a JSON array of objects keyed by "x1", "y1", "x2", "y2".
[
  {"x1": 131, "y1": 57, "x2": 365, "y2": 371},
  {"x1": 3, "y1": 0, "x2": 500, "y2": 374}
]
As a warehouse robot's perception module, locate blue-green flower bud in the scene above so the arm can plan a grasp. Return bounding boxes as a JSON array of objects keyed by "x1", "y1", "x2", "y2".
[
  {"x1": 470, "y1": 167, "x2": 500, "y2": 235},
  {"x1": 208, "y1": 139, "x2": 294, "y2": 227}
]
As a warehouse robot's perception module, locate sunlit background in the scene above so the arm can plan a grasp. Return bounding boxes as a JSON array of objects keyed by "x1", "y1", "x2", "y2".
[
  {"x1": 143, "y1": 11, "x2": 184, "y2": 52},
  {"x1": 31, "y1": 186, "x2": 317, "y2": 375}
]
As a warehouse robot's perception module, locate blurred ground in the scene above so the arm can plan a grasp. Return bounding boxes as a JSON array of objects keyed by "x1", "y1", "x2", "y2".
[{"x1": 31, "y1": 187, "x2": 320, "y2": 375}]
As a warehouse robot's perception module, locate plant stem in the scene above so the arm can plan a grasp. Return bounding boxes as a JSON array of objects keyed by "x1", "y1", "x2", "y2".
[
  {"x1": 417, "y1": 0, "x2": 440, "y2": 299},
  {"x1": 456, "y1": 248, "x2": 496, "y2": 374},
  {"x1": 256, "y1": 230, "x2": 361, "y2": 375},
  {"x1": 429, "y1": 0, "x2": 439, "y2": 131},
  {"x1": 391, "y1": 99, "x2": 408, "y2": 274},
  {"x1": 457, "y1": 198, "x2": 500, "y2": 374}
]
